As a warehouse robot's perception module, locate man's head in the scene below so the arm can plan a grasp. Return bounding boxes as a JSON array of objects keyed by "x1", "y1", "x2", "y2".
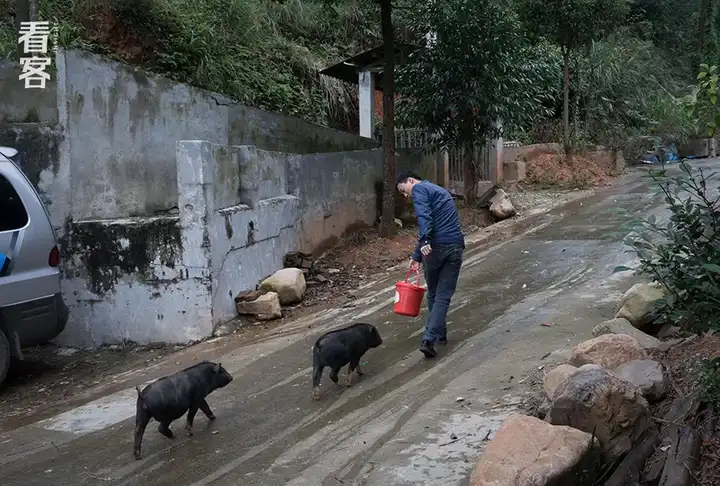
[{"x1": 396, "y1": 170, "x2": 423, "y2": 198}]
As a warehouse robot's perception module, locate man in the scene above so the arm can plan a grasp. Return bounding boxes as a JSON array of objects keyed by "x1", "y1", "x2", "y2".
[{"x1": 396, "y1": 170, "x2": 465, "y2": 358}]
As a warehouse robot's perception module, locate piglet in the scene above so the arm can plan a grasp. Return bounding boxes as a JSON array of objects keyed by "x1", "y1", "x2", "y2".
[
  {"x1": 133, "y1": 360, "x2": 233, "y2": 459},
  {"x1": 312, "y1": 323, "x2": 383, "y2": 400}
]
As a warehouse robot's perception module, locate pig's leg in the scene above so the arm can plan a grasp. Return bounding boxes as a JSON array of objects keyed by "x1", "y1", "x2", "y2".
[
  {"x1": 199, "y1": 399, "x2": 216, "y2": 420},
  {"x1": 329, "y1": 366, "x2": 342, "y2": 385},
  {"x1": 157, "y1": 422, "x2": 175, "y2": 439},
  {"x1": 345, "y1": 357, "x2": 361, "y2": 386},
  {"x1": 133, "y1": 406, "x2": 151, "y2": 460},
  {"x1": 312, "y1": 363, "x2": 324, "y2": 401},
  {"x1": 185, "y1": 404, "x2": 199, "y2": 436}
]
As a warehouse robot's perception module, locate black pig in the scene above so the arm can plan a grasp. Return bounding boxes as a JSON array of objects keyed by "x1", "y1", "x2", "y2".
[
  {"x1": 133, "y1": 361, "x2": 233, "y2": 459},
  {"x1": 311, "y1": 323, "x2": 383, "y2": 400}
]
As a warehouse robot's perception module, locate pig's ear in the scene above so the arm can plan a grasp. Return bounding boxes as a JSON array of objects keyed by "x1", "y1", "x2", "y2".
[{"x1": 215, "y1": 363, "x2": 221, "y2": 373}]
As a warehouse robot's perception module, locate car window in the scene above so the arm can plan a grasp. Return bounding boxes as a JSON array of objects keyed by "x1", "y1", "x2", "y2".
[{"x1": 0, "y1": 174, "x2": 29, "y2": 232}]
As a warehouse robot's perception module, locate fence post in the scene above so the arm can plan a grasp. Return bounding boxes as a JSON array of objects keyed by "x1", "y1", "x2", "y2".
[
  {"x1": 489, "y1": 120, "x2": 504, "y2": 183},
  {"x1": 435, "y1": 148, "x2": 449, "y2": 188}
]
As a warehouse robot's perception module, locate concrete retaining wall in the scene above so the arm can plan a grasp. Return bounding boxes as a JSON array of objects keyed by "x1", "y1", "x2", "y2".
[{"x1": 0, "y1": 48, "x2": 425, "y2": 347}]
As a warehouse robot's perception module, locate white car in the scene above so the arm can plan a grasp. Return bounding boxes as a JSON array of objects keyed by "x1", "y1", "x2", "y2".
[{"x1": 0, "y1": 146, "x2": 69, "y2": 385}]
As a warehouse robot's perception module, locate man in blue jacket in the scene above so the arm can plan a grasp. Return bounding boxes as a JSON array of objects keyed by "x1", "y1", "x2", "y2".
[{"x1": 396, "y1": 170, "x2": 465, "y2": 358}]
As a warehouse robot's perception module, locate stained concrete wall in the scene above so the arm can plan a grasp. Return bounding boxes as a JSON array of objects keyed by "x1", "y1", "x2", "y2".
[
  {"x1": 288, "y1": 149, "x2": 382, "y2": 253},
  {"x1": 0, "y1": 48, "x2": 427, "y2": 346},
  {"x1": 228, "y1": 105, "x2": 378, "y2": 154},
  {"x1": 0, "y1": 61, "x2": 58, "y2": 124},
  {"x1": 177, "y1": 141, "x2": 300, "y2": 328}
]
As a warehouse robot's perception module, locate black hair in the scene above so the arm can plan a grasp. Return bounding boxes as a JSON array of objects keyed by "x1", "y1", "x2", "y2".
[{"x1": 396, "y1": 170, "x2": 423, "y2": 186}]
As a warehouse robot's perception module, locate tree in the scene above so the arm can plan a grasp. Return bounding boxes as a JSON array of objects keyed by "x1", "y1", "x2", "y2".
[
  {"x1": 396, "y1": 0, "x2": 555, "y2": 204},
  {"x1": 378, "y1": 0, "x2": 396, "y2": 238},
  {"x1": 519, "y1": 0, "x2": 629, "y2": 154}
]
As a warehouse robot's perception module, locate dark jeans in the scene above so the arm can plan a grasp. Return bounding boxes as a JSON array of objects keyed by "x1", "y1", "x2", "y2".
[{"x1": 422, "y1": 244, "x2": 464, "y2": 343}]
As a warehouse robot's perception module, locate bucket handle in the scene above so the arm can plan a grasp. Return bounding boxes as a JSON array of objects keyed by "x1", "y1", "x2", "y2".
[{"x1": 404, "y1": 266, "x2": 422, "y2": 286}]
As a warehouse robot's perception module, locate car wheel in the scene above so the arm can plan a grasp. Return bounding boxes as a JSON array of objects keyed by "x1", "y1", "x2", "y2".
[{"x1": 0, "y1": 329, "x2": 10, "y2": 386}]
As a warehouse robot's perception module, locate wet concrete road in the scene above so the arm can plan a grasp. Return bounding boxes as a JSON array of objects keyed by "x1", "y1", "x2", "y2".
[{"x1": 1, "y1": 162, "x2": 712, "y2": 485}]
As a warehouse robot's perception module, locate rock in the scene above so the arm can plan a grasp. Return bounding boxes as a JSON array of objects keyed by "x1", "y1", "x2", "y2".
[
  {"x1": 235, "y1": 292, "x2": 282, "y2": 320},
  {"x1": 569, "y1": 334, "x2": 648, "y2": 370},
  {"x1": 234, "y1": 289, "x2": 265, "y2": 303},
  {"x1": 544, "y1": 364, "x2": 603, "y2": 399},
  {"x1": 547, "y1": 368, "x2": 655, "y2": 459},
  {"x1": 615, "y1": 282, "x2": 666, "y2": 331},
  {"x1": 592, "y1": 317, "x2": 661, "y2": 349},
  {"x1": 489, "y1": 189, "x2": 517, "y2": 220},
  {"x1": 259, "y1": 268, "x2": 307, "y2": 305},
  {"x1": 614, "y1": 359, "x2": 667, "y2": 402},
  {"x1": 544, "y1": 364, "x2": 579, "y2": 398},
  {"x1": 470, "y1": 414, "x2": 595, "y2": 486}
]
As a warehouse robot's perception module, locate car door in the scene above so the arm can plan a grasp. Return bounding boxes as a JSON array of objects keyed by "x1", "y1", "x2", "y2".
[{"x1": 0, "y1": 153, "x2": 61, "y2": 308}]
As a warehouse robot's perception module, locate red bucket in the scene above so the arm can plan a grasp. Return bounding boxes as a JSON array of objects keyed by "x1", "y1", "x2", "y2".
[{"x1": 394, "y1": 267, "x2": 426, "y2": 317}]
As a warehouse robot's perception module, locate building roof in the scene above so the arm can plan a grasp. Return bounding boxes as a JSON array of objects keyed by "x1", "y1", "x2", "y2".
[{"x1": 319, "y1": 42, "x2": 419, "y2": 92}]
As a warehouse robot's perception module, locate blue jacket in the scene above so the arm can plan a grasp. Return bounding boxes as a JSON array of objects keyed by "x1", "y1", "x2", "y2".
[{"x1": 411, "y1": 181, "x2": 465, "y2": 262}]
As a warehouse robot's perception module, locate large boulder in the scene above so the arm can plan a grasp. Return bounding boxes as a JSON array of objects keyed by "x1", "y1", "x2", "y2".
[
  {"x1": 489, "y1": 189, "x2": 517, "y2": 220},
  {"x1": 547, "y1": 368, "x2": 655, "y2": 459},
  {"x1": 544, "y1": 364, "x2": 601, "y2": 399},
  {"x1": 569, "y1": 334, "x2": 648, "y2": 370},
  {"x1": 235, "y1": 291, "x2": 282, "y2": 320},
  {"x1": 614, "y1": 359, "x2": 667, "y2": 402},
  {"x1": 470, "y1": 414, "x2": 595, "y2": 486},
  {"x1": 592, "y1": 317, "x2": 661, "y2": 349},
  {"x1": 615, "y1": 282, "x2": 666, "y2": 331},
  {"x1": 259, "y1": 268, "x2": 307, "y2": 305}
]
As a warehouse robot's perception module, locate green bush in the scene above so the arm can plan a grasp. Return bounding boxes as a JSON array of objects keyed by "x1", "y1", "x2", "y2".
[
  {"x1": 616, "y1": 162, "x2": 720, "y2": 332},
  {"x1": 1, "y1": 0, "x2": 380, "y2": 129}
]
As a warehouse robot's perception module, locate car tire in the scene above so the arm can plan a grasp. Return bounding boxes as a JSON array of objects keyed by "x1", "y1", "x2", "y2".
[{"x1": 0, "y1": 329, "x2": 10, "y2": 386}]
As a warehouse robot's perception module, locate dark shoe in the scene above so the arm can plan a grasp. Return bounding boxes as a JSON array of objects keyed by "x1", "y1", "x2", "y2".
[
  {"x1": 438, "y1": 335, "x2": 448, "y2": 345},
  {"x1": 420, "y1": 340, "x2": 437, "y2": 358}
]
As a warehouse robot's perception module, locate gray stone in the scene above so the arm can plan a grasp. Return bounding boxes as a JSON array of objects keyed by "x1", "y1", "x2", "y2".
[
  {"x1": 614, "y1": 360, "x2": 667, "y2": 402},
  {"x1": 470, "y1": 414, "x2": 595, "y2": 486},
  {"x1": 547, "y1": 368, "x2": 655, "y2": 459},
  {"x1": 592, "y1": 317, "x2": 661, "y2": 349},
  {"x1": 569, "y1": 334, "x2": 648, "y2": 370},
  {"x1": 489, "y1": 189, "x2": 517, "y2": 220},
  {"x1": 235, "y1": 291, "x2": 282, "y2": 320},
  {"x1": 615, "y1": 282, "x2": 666, "y2": 331},
  {"x1": 259, "y1": 268, "x2": 306, "y2": 305}
]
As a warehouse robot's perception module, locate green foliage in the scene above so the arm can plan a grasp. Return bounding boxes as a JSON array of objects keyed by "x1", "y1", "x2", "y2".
[
  {"x1": 698, "y1": 356, "x2": 720, "y2": 408},
  {"x1": 686, "y1": 63, "x2": 720, "y2": 138},
  {"x1": 0, "y1": 0, "x2": 382, "y2": 129},
  {"x1": 519, "y1": 0, "x2": 630, "y2": 55},
  {"x1": 577, "y1": 34, "x2": 693, "y2": 148},
  {"x1": 617, "y1": 162, "x2": 720, "y2": 332},
  {"x1": 395, "y1": 0, "x2": 554, "y2": 150}
]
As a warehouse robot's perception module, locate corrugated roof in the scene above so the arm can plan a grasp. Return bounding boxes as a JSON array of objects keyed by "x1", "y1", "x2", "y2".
[{"x1": 319, "y1": 42, "x2": 419, "y2": 92}]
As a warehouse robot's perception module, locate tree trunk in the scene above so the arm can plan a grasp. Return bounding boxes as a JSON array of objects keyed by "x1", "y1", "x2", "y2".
[
  {"x1": 378, "y1": 0, "x2": 396, "y2": 238},
  {"x1": 462, "y1": 142, "x2": 476, "y2": 206},
  {"x1": 15, "y1": 0, "x2": 30, "y2": 60},
  {"x1": 562, "y1": 47, "x2": 571, "y2": 156},
  {"x1": 699, "y1": 0, "x2": 711, "y2": 62}
]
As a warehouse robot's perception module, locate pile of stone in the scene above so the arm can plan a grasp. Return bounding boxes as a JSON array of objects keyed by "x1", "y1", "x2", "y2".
[
  {"x1": 284, "y1": 251, "x2": 315, "y2": 277},
  {"x1": 469, "y1": 281, "x2": 703, "y2": 486},
  {"x1": 234, "y1": 267, "x2": 307, "y2": 321}
]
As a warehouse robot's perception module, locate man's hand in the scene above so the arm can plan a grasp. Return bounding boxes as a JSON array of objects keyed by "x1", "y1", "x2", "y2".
[
  {"x1": 420, "y1": 244, "x2": 432, "y2": 256},
  {"x1": 410, "y1": 259, "x2": 420, "y2": 272}
]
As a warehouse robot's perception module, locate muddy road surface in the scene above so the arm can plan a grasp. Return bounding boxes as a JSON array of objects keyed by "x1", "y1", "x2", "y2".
[{"x1": 0, "y1": 162, "x2": 700, "y2": 485}]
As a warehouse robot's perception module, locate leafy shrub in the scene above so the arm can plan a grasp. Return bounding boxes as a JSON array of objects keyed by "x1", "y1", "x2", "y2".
[
  {"x1": 698, "y1": 356, "x2": 720, "y2": 407},
  {"x1": 617, "y1": 162, "x2": 720, "y2": 332}
]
